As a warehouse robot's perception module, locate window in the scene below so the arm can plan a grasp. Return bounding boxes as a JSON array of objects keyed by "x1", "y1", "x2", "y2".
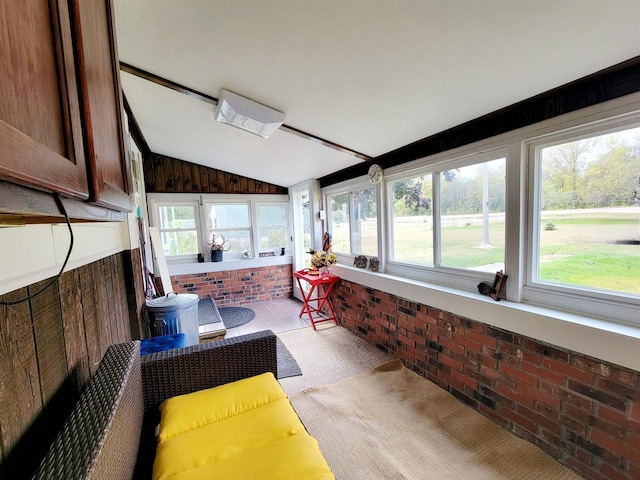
[
  {"x1": 148, "y1": 193, "x2": 290, "y2": 261},
  {"x1": 389, "y1": 173, "x2": 433, "y2": 265},
  {"x1": 258, "y1": 204, "x2": 289, "y2": 249},
  {"x1": 439, "y1": 158, "x2": 505, "y2": 271},
  {"x1": 328, "y1": 186, "x2": 377, "y2": 256},
  {"x1": 530, "y1": 124, "x2": 640, "y2": 298},
  {"x1": 329, "y1": 193, "x2": 349, "y2": 252},
  {"x1": 387, "y1": 153, "x2": 506, "y2": 276},
  {"x1": 205, "y1": 203, "x2": 252, "y2": 255},
  {"x1": 156, "y1": 203, "x2": 199, "y2": 256},
  {"x1": 322, "y1": 100, "x2": 640, "y2": 327}
]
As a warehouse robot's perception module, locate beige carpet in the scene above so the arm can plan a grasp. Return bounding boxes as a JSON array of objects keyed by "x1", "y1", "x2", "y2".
[
  {"x1": 290, "y1": 360, "x2": 580, "y2": 480},
  {"x1": 277, "y1": 325, "x2": 392, "y2": 396}
]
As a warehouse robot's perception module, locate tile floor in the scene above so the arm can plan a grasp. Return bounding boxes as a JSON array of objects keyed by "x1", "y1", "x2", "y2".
[{"x1": 224, "y1": 297, "x2": 314, "y2": 338}]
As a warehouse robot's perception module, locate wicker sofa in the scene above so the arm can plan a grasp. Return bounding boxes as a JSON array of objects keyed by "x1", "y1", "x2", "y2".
[{"x1": 31, "y1": 330, "x2": 279, "y2": 480}]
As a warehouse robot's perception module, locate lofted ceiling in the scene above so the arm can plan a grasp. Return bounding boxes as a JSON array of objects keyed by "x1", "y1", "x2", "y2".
[{"x1": 114, "y1": 0, "x2": 640, "y2": 188}]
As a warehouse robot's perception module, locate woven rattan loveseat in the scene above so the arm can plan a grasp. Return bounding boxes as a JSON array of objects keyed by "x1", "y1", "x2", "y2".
[{"x1": 31, "y1": 330, "x2": 278, "y2": 480}]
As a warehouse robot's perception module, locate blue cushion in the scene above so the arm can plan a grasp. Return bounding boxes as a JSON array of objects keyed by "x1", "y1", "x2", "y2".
[{"x1": 140, "y1": 333, "x2": 187, "y2": 355}]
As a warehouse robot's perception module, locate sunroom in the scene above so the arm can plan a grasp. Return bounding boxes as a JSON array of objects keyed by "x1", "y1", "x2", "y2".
[{"x1": 1, "y1": 2, "x2": 639, "y2": 479}]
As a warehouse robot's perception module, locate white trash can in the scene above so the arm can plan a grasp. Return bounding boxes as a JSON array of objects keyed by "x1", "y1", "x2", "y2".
[{"x1": 146, "y1": 293, "x2": 199, "y2": 346}]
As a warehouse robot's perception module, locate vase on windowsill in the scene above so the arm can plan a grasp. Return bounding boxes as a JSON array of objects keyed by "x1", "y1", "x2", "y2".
[
  {"x1": 208, "y1": 234, "x2": 229, "y2": 263},
  {"x1": 211, "y1": 249, "x2": 223, "y2": 262}
]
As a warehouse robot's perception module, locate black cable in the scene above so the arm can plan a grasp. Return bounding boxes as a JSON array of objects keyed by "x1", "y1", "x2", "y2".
[{"x1": 0, "y1": 194, "x2": 74, "y2": 306}]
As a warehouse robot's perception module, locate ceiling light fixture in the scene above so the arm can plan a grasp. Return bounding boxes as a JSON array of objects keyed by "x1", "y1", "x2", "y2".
[{"x1": 214, "y1": 89, "x2": 285, "y2": 138}]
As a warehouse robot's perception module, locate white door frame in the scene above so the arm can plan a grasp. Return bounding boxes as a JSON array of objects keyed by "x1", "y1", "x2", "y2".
[{"x1": 289, "y1": 179, "x2": 323, "y2": 301}]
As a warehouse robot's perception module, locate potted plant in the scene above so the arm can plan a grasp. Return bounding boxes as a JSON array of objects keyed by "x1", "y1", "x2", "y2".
[
  {"x1": 311, "y1": 250, "x2": 337, "y2": 273},
  {"x1": 208, "y1": 234, "x2": 230, "y2": 262}
]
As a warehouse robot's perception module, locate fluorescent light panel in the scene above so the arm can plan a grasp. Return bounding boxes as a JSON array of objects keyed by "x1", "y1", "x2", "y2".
[{"x1": 214, "y1": 89, "x2": 285, "y2": 138}]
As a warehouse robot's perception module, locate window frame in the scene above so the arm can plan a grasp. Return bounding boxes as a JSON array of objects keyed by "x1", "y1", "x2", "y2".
[
  {"x1": 147, "y1": 193, "x2": 290, "y2": 263},
  {"x1": 202, "y1": 200, "x2": 253, "y2": 260},
  {"x1": 523, "y1": 113, "x2": 640, "y2": 324},
  {"x1": 149, "y1": 200, "x2": 201, "y2": 261},
  {"x1": 255, "y1": 201, "x2": 292, "y2": 253},
  {"x1": 324, "y1": 179, "x2": 380, "y2": 259},
  {"x1": 323, "y1": 101, "x2": 640, "y2": 327},
  {"x1": 384, "y1": 148, "x2": 508, "y2": 291}
]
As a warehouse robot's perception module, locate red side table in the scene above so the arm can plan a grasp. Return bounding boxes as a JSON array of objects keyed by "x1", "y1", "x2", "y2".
[{"x1": 294, "y1": 269, "x2": 340, "y2": 330}]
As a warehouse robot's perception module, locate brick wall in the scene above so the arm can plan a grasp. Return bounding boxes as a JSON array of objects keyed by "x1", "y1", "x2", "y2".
[
  {"x1": 331, "y1": 279, "x2": 640, "y2": 480},
  {"x1": 171, "y1": 264, "x2": 293, "y2": 306}
]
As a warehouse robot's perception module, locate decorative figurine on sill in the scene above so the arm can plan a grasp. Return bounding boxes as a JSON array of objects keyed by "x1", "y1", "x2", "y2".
[{"x1": 323, "y1": 232, "x2": 332, "y2": 252}]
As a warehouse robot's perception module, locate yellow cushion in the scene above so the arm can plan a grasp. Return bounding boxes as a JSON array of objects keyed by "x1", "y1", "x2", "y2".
[
  {"x1": 153, "y1": 373, "x2": 334, "y2": 480},
  {"x1": 157, "y1": 372, "x2": 287, "y2": 442}
]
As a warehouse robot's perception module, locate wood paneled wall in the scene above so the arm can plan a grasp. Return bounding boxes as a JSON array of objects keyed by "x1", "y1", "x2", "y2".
[
  {"x1": 144, "y1": 152, "x2": 288, "y2": 194},
  {"x1": 0, "y1": 251, "x2": 142, "y2": 479}
]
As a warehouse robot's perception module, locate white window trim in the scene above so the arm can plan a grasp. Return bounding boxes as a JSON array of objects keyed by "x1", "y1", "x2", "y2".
[
  {"x1": 255, "y1": 201, "x2": 292, "y2": 255},
  {"x1": 322, "y1": 91, "x2": 640, "y2": 333},
  {"x1": 202, "y1": 199, "x2": 252, "y2": 260},
  {"x1": 324, "y1": 179, "x2": 378, "y2": 260},
  {"x1": 383, "y1": 148, "x2": 508, "y2": 287},
  {"x1": 148, "y1": 199, "x2": 201, "y2": 263},
  {"x1": 147, "y1": 192, "x2": 290, "y2": 264},
  {"x1": 523, "y1": 111, "x2": 640, "y2": 326}
]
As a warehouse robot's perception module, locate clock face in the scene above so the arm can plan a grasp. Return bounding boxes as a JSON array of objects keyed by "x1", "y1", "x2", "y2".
[{"x1": 368, "y1": 164, "x2": 383, "y2": 184}]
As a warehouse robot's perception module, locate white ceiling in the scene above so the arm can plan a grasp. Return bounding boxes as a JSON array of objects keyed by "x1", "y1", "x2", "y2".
[{"x1": 114, "y1": 0, "x2": 640, "y2": 188}]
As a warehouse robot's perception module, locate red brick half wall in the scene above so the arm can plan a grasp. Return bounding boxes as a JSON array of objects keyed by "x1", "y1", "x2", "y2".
[
  {"x1": 330, "y1": 279, "x2": 640, "y2": 480},
  {"x1": 171, "y1": 264, "x2": 293, "y2": 306}
]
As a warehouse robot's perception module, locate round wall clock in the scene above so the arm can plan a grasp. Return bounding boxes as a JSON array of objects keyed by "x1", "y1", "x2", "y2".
[{"x1": 368, "y1": 163, "x2": 383, "y2": 184}]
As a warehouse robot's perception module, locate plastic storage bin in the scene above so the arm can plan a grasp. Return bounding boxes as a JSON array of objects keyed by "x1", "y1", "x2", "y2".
[{"x1": 146, "y1": 293, "x2": 199, "y2": 347}]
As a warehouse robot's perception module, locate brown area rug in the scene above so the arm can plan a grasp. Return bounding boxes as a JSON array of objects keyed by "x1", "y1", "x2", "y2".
[{"x1": 290, "y1": 360, "x2": 579, "y2": 480}]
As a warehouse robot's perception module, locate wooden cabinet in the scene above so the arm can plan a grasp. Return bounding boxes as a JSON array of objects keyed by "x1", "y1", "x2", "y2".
[{"x1": 0, "y1": 0, "x2": 132, "y2": 218}]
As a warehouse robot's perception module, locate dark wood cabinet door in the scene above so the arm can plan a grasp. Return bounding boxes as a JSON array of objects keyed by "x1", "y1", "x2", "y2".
[
  {"x1": 0, "y1": 0, "x2": 89, "y2": 200},
  {"x1": 71, "y1": 0, "x2": 133, "y2": 212}
]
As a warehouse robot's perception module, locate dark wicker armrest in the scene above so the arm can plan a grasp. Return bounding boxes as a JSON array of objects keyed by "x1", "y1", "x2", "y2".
[
  {"x1": 32, "y1": 342, "x2": 143, "y2": 480},
  {"x1": 140, "y1": 329, "x2": 278, "y2": 410}
]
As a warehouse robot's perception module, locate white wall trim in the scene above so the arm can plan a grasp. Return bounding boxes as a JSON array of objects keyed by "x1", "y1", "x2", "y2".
[{"x1": 0, "y1": 222, "x2": 128, "y2": 296}]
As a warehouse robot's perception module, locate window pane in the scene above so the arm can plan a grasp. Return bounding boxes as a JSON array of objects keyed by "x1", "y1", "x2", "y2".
[
  {"x1": 351, "y1": 188, "x2": 377, "y2": 255},
  {"x1": 390, "y1": 174, "x2": 433, "y2": 265},
  {"x1": 158, "y1": 205, "x2": 196, "y2": 230},
  {"x1": 329, "y1": 193, "x2": 350, "y2": 253},
  {"x1": 206, "y1": 204, "x2": 249, "y2": 229},
  {"x1": 439, "y1": 159, "x2": 506, "y2": 271},
  {"x1": 160, "y1": 231, "x2": 198, "y2": 255},
  {"x1": 258, "y1": 205, "x2": 288, "y2": 248},
  {"x1": 537, "y1": 127, "x2": 640, "y2": 295},
  {"x1": 157, "y1": 205, "x2": 198, "y2": 255}
]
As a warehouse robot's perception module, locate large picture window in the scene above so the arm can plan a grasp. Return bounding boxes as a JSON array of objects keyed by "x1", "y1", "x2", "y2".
[{"x1": 531, "y1": 124, "x2": 640, "y2": 297}]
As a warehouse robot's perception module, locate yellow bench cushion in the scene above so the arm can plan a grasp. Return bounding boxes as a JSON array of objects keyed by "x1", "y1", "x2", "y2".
[{"x1": 153, "y1": 372, "x2": 334, "y2": 480}]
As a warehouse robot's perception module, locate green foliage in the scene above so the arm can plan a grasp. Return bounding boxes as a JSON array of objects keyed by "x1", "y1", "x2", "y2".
[
  {"x1": 541, "y1": 129, "x2": 640, "y2": 210},
  {"x1": 392, "y1": 176, "x2": 432, "y2": 215}
]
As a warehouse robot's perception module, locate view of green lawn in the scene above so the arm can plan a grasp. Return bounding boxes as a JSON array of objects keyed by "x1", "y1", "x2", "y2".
[
  {"x1": 538, "y1": 214, "x2": 639, "y2": 294},
  {"x1": 335, "y1": 209, "x2": 640, "y2": 296}
]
